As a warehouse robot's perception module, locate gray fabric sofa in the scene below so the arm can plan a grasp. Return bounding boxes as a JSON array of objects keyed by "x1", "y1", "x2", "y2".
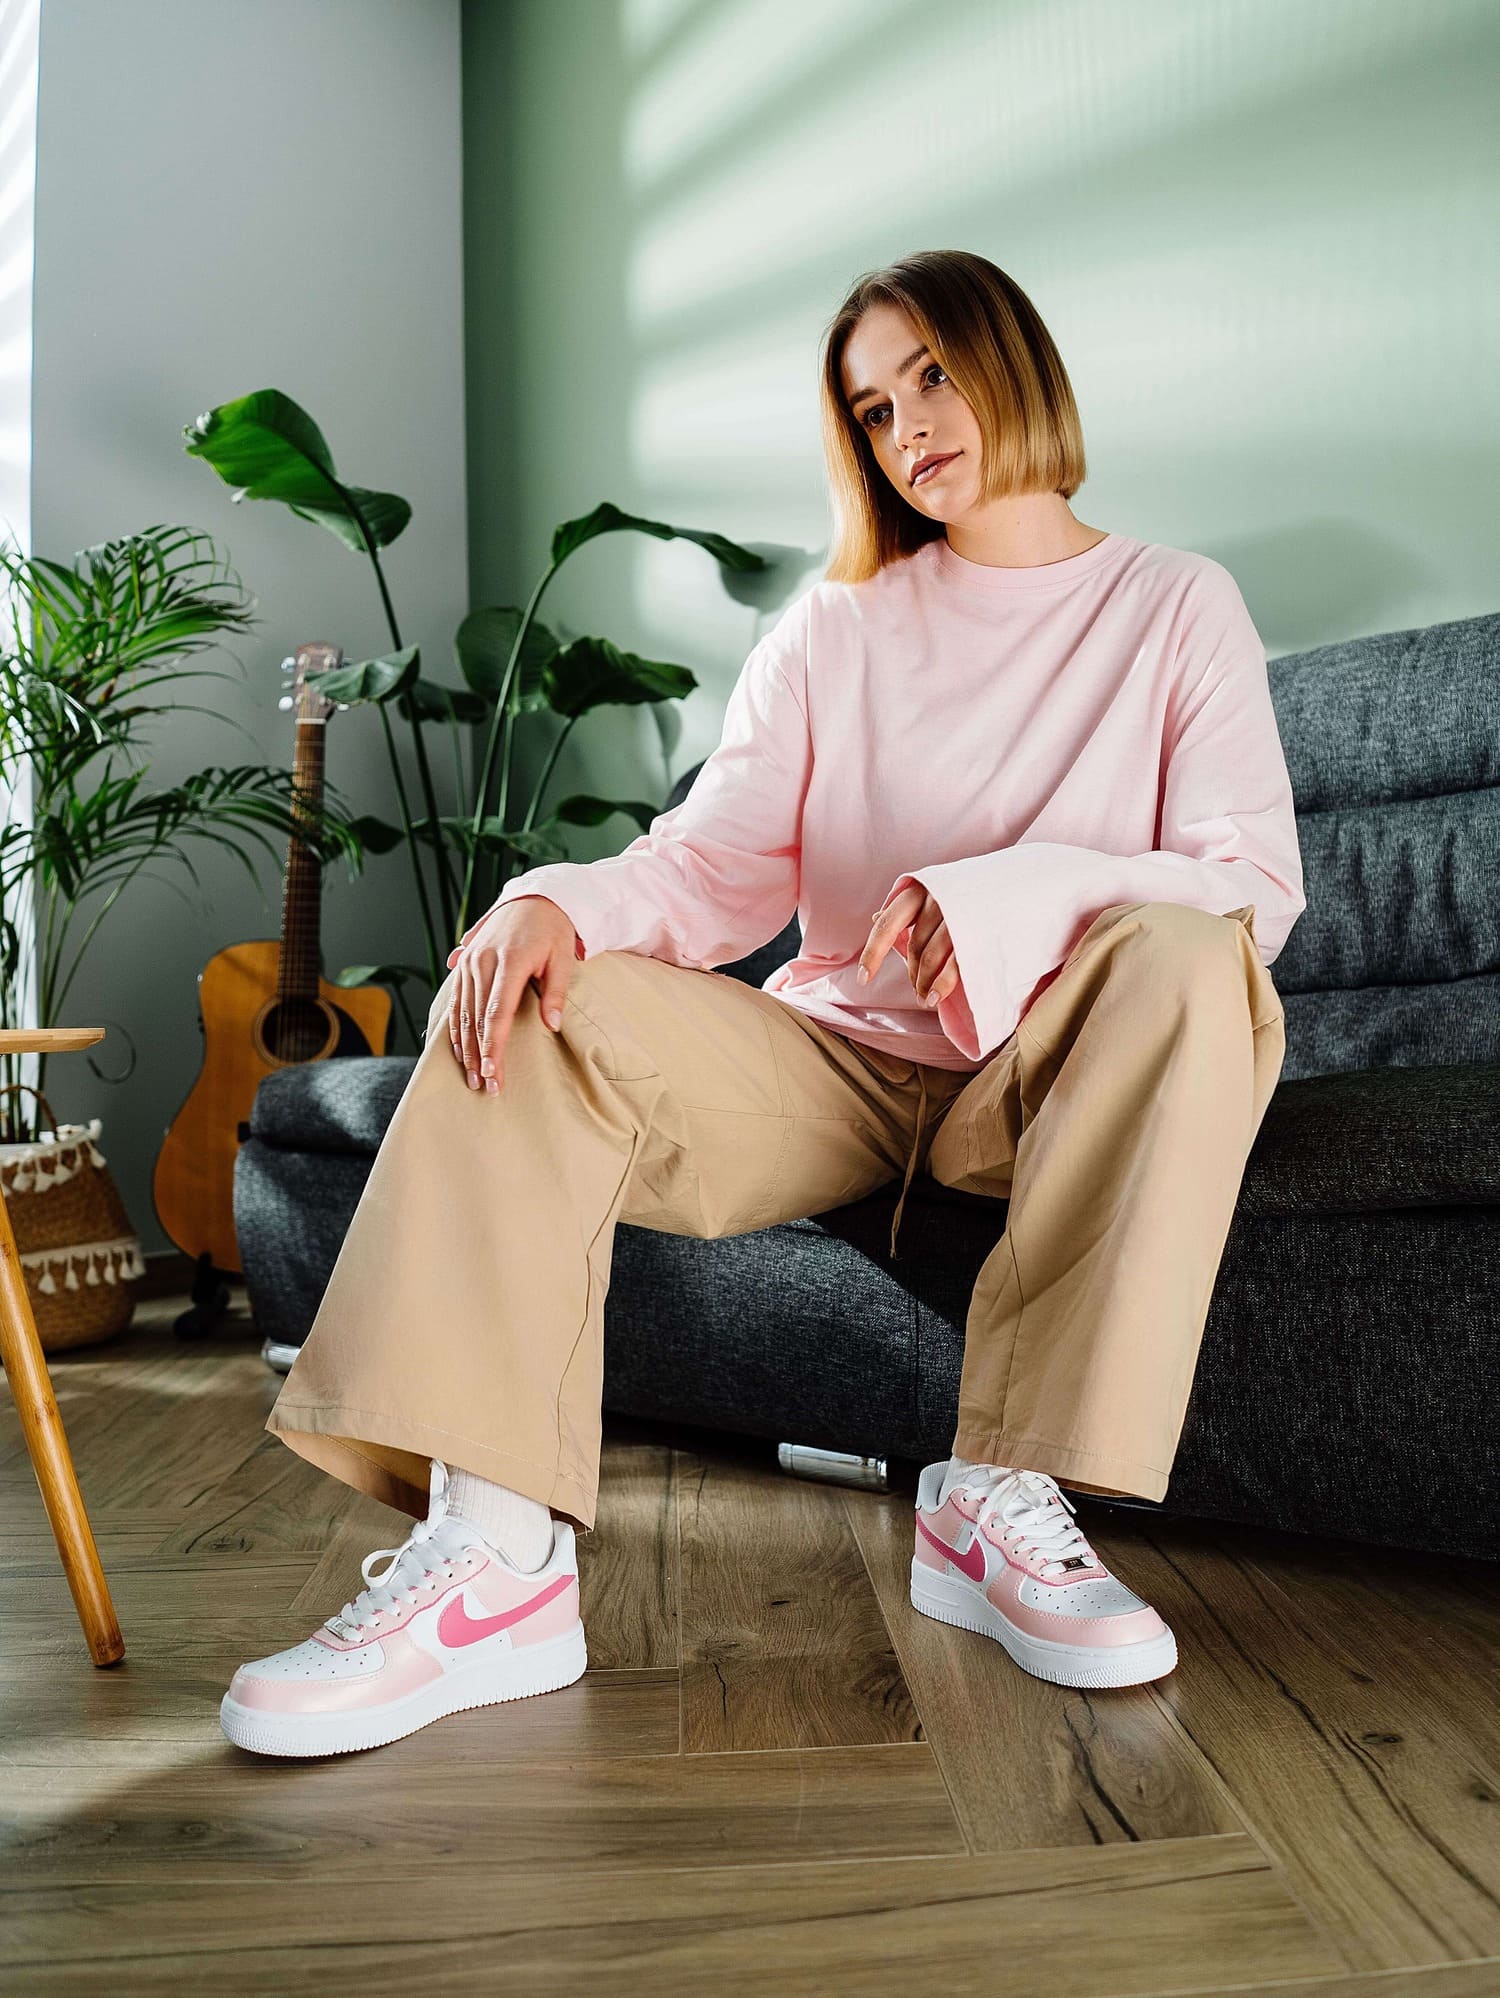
[{"x1": 236, "y1": 608, "x2": 1500, "y2": 1561}]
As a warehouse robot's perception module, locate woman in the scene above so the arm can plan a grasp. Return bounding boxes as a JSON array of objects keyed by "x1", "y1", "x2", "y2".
[{"x1": 222, "y1": 250, "x2": 1304, "y2": 1757}]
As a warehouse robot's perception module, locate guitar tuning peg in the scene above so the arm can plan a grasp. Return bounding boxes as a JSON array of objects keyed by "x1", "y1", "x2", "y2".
[
  {"x1": 280, "y1": 656, "x2": 296, "y2": 674},
  {"x1": 277, "y1": 694, "x2": 295, "y2": 712}
]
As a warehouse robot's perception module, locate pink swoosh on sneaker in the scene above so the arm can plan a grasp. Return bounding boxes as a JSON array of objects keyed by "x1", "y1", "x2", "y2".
[
  {"x1": 438, "y1": 1574, "x2": 573, "y2": 1647},
  {"x1": 917, "y1": 1512, "x2": 986, "y2": 1582}
]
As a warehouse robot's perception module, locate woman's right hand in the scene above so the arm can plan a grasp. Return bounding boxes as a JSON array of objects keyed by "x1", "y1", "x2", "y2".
[{"x1": 445, "y1": 895, "x2": 580, "y2": 1095}]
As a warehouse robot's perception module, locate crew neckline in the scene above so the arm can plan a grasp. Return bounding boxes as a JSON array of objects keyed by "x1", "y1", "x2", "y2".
[{"x1": 930, "y1": 530, "x2": 1130, "y2": 594}]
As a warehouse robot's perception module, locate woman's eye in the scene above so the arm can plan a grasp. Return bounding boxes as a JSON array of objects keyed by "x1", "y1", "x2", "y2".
[{"x1": 863, "y1": 364, "x2": 947, "y2": 431}]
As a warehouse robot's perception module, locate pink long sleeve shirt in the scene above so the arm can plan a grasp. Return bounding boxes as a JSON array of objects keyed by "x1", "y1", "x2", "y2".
[{"x1": 494, "y1": 530, "x2": 1306, "y2": 1072}]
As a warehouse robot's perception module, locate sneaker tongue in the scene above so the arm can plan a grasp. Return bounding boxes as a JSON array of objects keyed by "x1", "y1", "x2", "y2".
[{"x1": 438, "y1": 1513, "x2": 499, "y2": 1559}]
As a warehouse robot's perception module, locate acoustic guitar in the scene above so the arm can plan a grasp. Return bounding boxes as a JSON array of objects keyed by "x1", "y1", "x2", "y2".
[{"x1": 153, "y1": 642, "x2": 392, "y2": 1291}]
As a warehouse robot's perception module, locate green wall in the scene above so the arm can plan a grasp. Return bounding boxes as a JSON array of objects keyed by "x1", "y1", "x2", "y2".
[{"x1": 462, "y1": 0, "x2": 1499, "y2": 859}]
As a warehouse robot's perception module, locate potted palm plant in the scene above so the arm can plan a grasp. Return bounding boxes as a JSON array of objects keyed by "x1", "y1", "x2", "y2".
[{"x1": 0, "y1": 522, "x2": 358, "y2": 1345}]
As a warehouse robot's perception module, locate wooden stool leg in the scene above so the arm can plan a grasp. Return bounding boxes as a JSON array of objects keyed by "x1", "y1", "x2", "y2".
[{"x1": 0, "y1": 1193, "x2": 125, "y2": 1666}]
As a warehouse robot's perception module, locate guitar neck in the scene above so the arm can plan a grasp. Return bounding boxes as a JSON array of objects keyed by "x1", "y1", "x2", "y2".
[{"x1": 276, "y1": 718, "x2": 326, "y2": 1003}]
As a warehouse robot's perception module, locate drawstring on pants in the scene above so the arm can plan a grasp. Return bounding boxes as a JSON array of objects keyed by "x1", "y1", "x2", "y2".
[{"x1": 888, "y1": 1065, "x2": 930, "y2": 1262}]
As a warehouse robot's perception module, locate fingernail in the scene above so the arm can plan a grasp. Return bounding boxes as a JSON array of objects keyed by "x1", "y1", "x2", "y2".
[
  {"x1": 467, "y1": 1071, "x2": 479, "y2": 1089},
  {"x1": 926, "y1": 991, "x2": 940, "y2": 1007},
  {"x1": 856, "y1": 966, "x2": 869, "y2": 985},
  {"x1": 546, "y1": 1009, "x2": 563, "y2": 1031},
  {"x1": 481, "y1": 1061, "x2": 494, "y2": 1077},
  {"x1": 485, "y1": 1078, "x2": 498, "y2": 1095}
]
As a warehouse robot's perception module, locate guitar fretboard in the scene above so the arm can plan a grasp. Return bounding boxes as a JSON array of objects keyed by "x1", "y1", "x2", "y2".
[{"x1": 275, "y1": 719, "x2": 326, "y2": 1006}]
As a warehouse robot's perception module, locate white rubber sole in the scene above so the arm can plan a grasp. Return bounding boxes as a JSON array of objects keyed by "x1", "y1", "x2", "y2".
[
  {"x1": 910, "y1": 1555, "x2": 1178, "y2": 1688},
  {"x1": 219, "y1": 1619, "x2": 588, "y2": 1758}
]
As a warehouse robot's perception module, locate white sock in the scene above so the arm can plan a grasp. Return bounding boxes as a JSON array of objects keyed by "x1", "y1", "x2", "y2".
[{"x1": 443, "y1": 1463, "x2": 554, "y2": 1573}]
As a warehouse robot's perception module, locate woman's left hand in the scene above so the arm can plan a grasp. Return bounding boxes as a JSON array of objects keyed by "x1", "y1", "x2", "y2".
[{"x1": 857, "y1": 882, "x2": 959, "y2": 1008}]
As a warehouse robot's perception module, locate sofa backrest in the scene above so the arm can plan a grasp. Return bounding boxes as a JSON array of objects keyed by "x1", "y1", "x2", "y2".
[
  {"x1": 663, "y1": 609, "x2": 1500, "y2": 1082},
  {"x1": 1270, "y1": 609, "x2": 1499, "y2": 1078}
]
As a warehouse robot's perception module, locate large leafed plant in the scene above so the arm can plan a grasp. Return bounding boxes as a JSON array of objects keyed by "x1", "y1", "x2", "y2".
[{"x1": 184, "y1": 389, "x2": 769, "y2": 1034}]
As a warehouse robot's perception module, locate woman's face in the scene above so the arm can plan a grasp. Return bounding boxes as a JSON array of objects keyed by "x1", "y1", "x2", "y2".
[{"x1": 840, "y1": 301, "x2": 983, "y2": 522}]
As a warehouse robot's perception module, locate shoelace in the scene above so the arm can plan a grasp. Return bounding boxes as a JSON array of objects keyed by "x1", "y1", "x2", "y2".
[
  {"x1": 960, "y1": 1466, "x2": 1100, "y2": 1579},
  {"x1": 328, "y1": 1457, "x2": 483, "y2": 1637},
  {"x1": 330, "y1": 1514, "x2": 477, "y2": 1636}
]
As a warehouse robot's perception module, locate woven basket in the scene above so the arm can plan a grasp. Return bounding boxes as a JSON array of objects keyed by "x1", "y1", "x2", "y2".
[{"x1": 0, "y1": 1085, "x2": 145, "y2": 1355}]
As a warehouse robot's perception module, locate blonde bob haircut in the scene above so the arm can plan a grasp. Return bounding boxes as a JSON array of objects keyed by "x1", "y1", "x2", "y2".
[{"x1": 819, "y1": 250, "x2": 1088, "y2": 585}]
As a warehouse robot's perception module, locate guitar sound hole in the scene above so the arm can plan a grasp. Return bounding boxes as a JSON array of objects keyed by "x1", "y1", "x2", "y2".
[{"x1": 261, "y1": 997, "x2": 333, "y2": 1064}]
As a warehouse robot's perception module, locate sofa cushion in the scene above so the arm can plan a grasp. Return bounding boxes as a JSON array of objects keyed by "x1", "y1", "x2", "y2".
[
  {"x1": 1270, "y1": 611, "x2": 1500, "y2": 1079},
  {"x1": 915, "y1": 1059, "x2": 1500, "y2": 1223},
  {"x1": 250, "y1": 1054, "x2": 418, "y2": 1154},
  {"x1": 1234, "y1": 1059, "x2": 1500, "y2": 1215}
]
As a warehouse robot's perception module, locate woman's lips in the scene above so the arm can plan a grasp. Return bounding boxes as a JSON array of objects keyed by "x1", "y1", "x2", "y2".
[{"x1": 912, "y1": 453, "x2": 959, "y2": 486}]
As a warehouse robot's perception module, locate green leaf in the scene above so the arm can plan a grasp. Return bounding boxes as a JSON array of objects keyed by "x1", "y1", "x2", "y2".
[
  {"x1": 550, "y1": 501, "x2": 768, "y2": 574},
  {"x1": 309, "y1": 645, "x2": 420, "y2": 705},
  {"x1": 499, "y1": 830, "x2": 570, "y2": 864},
  {"x1": 183, "y1": 389, "x2": 411, "y2": 554},
  {"x1": 409, "y1": 813, "x2": 487, "y2": 851},
  {"x1": 454, "y1": 606, "x2": 558, "y2": 704},
  {"x1": 542, "y1": 636, "x2": 696, "y2": 719},
  {"x1": 350, "y1": 814, "x2": 408, "y2": 854},
  {"x1": 0, "y1": 525, "x2": 255, "y2": 718},
  {"x1": 335, "y1": 962, "x2": 426, "y2": 989},
  {"x1": 551, "y1": 793, "x2": 662, "y2": 833},
  {"x1": 465, "y1": 820, "x2": 570, "y2": 864},
  {"x1": 401, "y1": 677, "x2": 489, "y2": 725},
  {"x1": 288, "y1": 485, "x2": 411, "y2": 551}
]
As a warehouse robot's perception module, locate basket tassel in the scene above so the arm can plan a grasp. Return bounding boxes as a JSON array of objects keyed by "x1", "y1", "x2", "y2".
[
  {"x1": 84, "y1": 1255, "x2": 99, "y2": 1286},
  {"x1": 37, "y1": 1268, "x2": 57, "y2": 1295},
  {"x1": 65, "y1": 1263, "x2": 80, "y2": 1290},
  {"x1": 104, "y1": 1256, "x2": 118, "y2": 1284}
]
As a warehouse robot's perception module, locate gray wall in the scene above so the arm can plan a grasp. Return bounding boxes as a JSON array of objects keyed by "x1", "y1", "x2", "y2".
[
  {"x1": 461, "y1": 0, "x2": 1500, "y2": 866},
  {"x1": 31, "y1": 0, "x2": 469, "y2": 1254}
]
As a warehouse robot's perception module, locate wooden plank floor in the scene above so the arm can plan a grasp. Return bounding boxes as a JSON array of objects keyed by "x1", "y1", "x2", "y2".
[{"x1": 2, "y1": 1292, "x2": 1496, "y2": 1995}]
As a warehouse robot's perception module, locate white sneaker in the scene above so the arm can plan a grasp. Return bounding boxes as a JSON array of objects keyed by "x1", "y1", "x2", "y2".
[
  {"x1": 220, "y1": 1458, "x2": 587, "y2": 1757},
  {"x1": 911, "y1": 1460, "x2": 1178, "y2": 1688}
]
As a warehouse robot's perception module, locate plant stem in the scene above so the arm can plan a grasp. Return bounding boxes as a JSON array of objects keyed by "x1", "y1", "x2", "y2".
[
  {"x1": 457, "y1": 560, "x2": 560, "y2": 935},
  {"x1": 347, "y1": 497, "x2": 457, "y2": 965},
  {"x1": 34, "y1": 869, "x2": 63, "y2": 1104},
  {"x1": 377, "y1": 703, "x2": 441, "y2": 989},
  {"x1": 449, "y1": 715, "x2": 465, "y2": 807},
  {"x1": 404, "y1": 693, "x2": 457, "y2": 942},
  {"x1": 48, "y1": 868, "x2": 142, "y2": 1025},
  {"x1": 521, "y1": 714, "x2": 578, "y2": 833}
]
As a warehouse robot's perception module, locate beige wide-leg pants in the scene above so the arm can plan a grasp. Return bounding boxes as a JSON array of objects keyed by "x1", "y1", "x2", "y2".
[{"x1": 265, "y1": 899, "x2": 1285, "y2": 1537}]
